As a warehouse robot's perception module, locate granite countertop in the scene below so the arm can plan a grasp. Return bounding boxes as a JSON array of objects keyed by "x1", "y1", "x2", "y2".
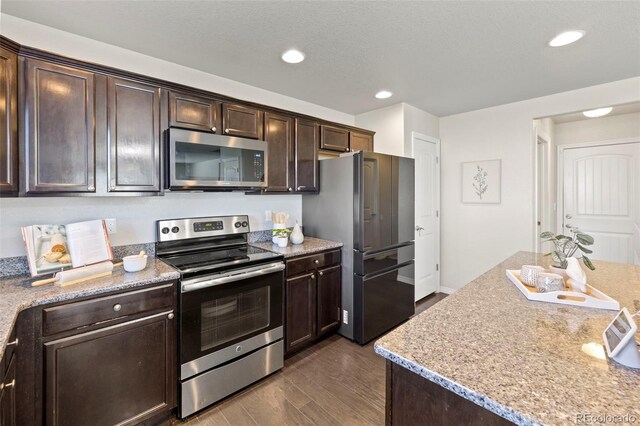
[
  {"x1": 0, "y1": 258, "x2": 179, "y2": 360},
  {"x1": 250, "y1": 236, "x2": 343, "y2": 258},
  {"x1": 375, "y1": 251, "x2": 640, "y2": 426}
]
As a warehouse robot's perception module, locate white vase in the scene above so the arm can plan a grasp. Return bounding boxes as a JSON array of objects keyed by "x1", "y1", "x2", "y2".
[
  {"x1": 272, "y1": 223, "x2": 286, "y2": 244},
  {"x1": 290, "y1": 222, "x2": 304, "y2": 245},
  {"x1": 549, "y1": 265, "x2": 569, "y2": 281},
  {"x1": 276, "y1": 236, "x2": 289, "y2": 248}
]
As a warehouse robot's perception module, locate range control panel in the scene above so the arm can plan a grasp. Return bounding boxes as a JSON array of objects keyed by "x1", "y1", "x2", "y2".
[{"x1": 156, "y1": 215, "x2": 250, "y2": 242}]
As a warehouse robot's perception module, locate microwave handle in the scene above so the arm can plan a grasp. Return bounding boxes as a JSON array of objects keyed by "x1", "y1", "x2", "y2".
[{"x1": 182, "y1": 263, "x2": 285, "y2": 292}]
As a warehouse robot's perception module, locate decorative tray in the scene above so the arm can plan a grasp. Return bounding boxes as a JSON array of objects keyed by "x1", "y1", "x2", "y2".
[{"x1": 505, "y1": 269, "x2": 620, "y2": 311}]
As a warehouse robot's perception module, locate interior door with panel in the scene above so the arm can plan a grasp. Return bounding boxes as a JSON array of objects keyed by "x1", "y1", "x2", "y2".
[
  {"x1": 24, "y1": 59, "x2": 96, "y2": 193},
  {"x1": 264, "y1": 112, "x2": 293, "y2": 192},
  {"x1": 562, "y1": 142, "x2": 640, "y2": 264},
  {"x1": 107, "y1": 77, "x2": 161, "y2": 192},
  {"x1": 294, "y1": 119, "x2": 319, "y2": 192},
  {"x1": 169, "y1": 91, "x2": 219, "y2": 133},
  {"x1": 0, "y1": 45, "x2": 18, "y2": 195},
  {"x1": 413, "y1": 134, "x2": 440, "y2": 300},
  {"x1": 222, "y1": 103, "x2": 263, "y2": 139}
]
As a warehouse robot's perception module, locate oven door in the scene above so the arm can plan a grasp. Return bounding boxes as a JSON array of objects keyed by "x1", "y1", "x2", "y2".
[
  {"x1": 168, "y1": 128, "x2": 267, "y2": 190},
  {"x1": 180, "y1": 262, "x2": 284, "y2": 379}
]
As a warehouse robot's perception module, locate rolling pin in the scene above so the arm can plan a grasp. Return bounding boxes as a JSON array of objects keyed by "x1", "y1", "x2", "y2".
[{"x1": 32, "y1": 261, "x2": 122, "y2": 287}]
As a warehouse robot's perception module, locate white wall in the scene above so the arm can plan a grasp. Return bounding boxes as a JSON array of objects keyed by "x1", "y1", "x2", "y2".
[
  {"x1": 0, "y1": 14, "x2": 356, "y2": 258},
  {"x1": 0, "y1": 193, "x2": 301, "y2": 258},
  {"x1": 354, "y1": 102, "x2": 439, "y2": 157},
  {"x1": 0, "y1": 14, "x2": 354, "y2": 125},
  {"x1": 440, "y1": 77, "x2": 640, "y2": 290},
  {"x1": 554, "y1": 112, "x2": 640, "y2": 146}
]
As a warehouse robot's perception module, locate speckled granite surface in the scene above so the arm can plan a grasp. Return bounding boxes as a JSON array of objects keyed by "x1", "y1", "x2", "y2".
[
  {"x1": 375, "y1": 251, "x2": 640, "y2": 426},
  {"x1": 0, "y1": 258, "x2": 179, "y2": 360},
  {"x1": 250, "y1": 237, "x2": 343, "y2": 258}
]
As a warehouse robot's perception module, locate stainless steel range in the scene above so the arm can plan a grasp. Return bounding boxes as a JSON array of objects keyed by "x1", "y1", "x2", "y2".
[{"x1": 156, "y1": 215, "x2": 284, "y2": 418}]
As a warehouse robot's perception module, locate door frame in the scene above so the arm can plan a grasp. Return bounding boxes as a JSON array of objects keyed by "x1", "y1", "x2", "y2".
[
  {"x1": 556, "y1": 137, "x2": 640, "y2": 236},
  {"x1": 533, "y1": 128, "x2": 551, "y2": 253},
  {"x1": 411, "y1": 132, "x2": 442, "y2": 295}
]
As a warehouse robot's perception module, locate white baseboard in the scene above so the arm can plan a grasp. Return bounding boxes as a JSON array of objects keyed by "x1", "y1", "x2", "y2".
[
  {"x1": 438, "y1": 286, "x2": 457, "y2": 295},
  {"x1": 397, "y1": 275, "x2": 415, "y2": 285}
]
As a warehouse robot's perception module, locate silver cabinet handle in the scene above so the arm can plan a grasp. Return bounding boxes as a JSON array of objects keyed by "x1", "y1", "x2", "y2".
[
  {"x1": 113, "y1": 303, "x2": 122, "y2": 312},
  {"x1": 288, "y1": 187, "x2": 293, "y2": 192},
  {"x1": 297, "y1": 186, "x2": 306, "y2": 190},
  {"x1": 182, "y1": 262, "x2": 285, "y2": 292},
  {"x1": 88, "y1": 185, "x2": 95, "y2": 191},
  {"x1": 0, "y1": 380, "x2": 15, "y2": 390},
  {"x1": 6, "y1": 338, "x2": 18, "y2": 347},
  {"x1": 314, "y1": 259, "x2": 320, "y2": 264},
  {"x1": 311, "y1": 274, "x2": 315, "y2": 280},
  {"x1": 224, "y1": 128, "x2": 230, "y2": 134},
  {"x1": 168, "y1": 313, "x2": 174, "y2": 319},
  {"x1": 211, "y1": 126, "x2": 217, "y2": 133},
  {"x1": 109, "y1": 185, "x2": 116, "y2": 191},
  {"x1": 319, "y1": 271, "x2": 324, "y2": 276}
]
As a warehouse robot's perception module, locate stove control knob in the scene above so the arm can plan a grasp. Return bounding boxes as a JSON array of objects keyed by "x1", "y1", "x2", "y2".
[
  {"x1": 234, "y1": 222, "x2": 242, "y2": 228},
  {"x1": 161, "y1": 227, "x2": 170, "y2": 234},
  {"x1": 241, "y1": 221, "x2": 248, "y2": 227},
  {"x1": 172, "y1": 226, "x2": 180, "y2": 233}
]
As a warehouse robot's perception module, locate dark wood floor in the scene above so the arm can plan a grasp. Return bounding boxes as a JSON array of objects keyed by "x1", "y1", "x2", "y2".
[{"x1": 177, "y1": 292, "x2": 447, "y2": 425}]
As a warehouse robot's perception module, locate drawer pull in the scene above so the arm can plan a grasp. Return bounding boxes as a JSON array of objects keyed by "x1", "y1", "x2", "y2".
[
  {"x1": 319, "y1": 271, "x2": 324, "y2": 276},
  {"x1": 314, "y1": 259, "x2": 320, "y2": 264},
  {"x1": 113, "y1": 304, "x2": 122, "y2": 312},
  {"x1": 0, "y1": 380, "x2": 15, "y2": 390},
  {"x1": 297, "y1": 186, "x2": 306, "y2": 190},
  {"x1": 211, "y1": 126, "x2": 217, "y2": 133},
  {"x1": 6, "y1": 338, "x2": 18, "y2": 347},
  {"x1": 288, "y1": 187, "x2": 293, "y2": 192},
  {"x1": 168, "y1": 313, "x2": 174, "y2": 319}
]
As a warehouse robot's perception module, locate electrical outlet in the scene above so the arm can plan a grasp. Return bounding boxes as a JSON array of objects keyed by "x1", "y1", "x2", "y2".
[
  {"x1": 265, "y1": 210, "x2": 272, "y2": 222},
  {"x1": 343, "y1": 310, "x2": 349, "y2": 325},
  {"x1": 104, "y1": 218, "x2": 117, "y2": 234}
]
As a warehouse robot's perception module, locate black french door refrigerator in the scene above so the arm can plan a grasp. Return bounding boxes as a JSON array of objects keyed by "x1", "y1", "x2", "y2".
[{"x1": 303, "y1": 152, "x2": 415, "y2": 344}]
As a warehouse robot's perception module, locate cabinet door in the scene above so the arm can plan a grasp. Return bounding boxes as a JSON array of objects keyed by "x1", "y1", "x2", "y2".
[
  {"x1": 24, "y1": 59, "x2": 96, "y2": 193},
  {"x1": 285, "y1": 273, "x2": 316, "y2": 354},
  {"x1": 294, "y1": 119, "x2": 319, "y2": 192},
  {"x1": 222, "y1": 103, "x2": 264, "y2": 139},
  {"x1": 169, "y1": 91, "x2": 219, "y2": 132},
  {"x1": 350, "y1": 131, "x2": 373, "y2": 152},
  {"x1": 320, "y1": 125, "x2": 349, "y2": 152},
  {"x1": 107, "y1": 77, "x2": 161, "y2": 192},
  {"x1": 264, "y1": 112, "x2": 293, "y2": 192},
  {"x1": 0, "y1": 356, "x2": 16, "y2": 426},
  {"x1": 0, "y1": 46, "x2": 18, "y2": 196},
  {"x1": 317, "y1": 265, "x2": 341, "y2": 336},
  {"x1": 44, "y1": 310, "x2": 176, "y2": 426}
]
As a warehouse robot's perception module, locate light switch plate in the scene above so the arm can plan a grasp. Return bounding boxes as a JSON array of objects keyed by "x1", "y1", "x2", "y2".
[{"x1": 104, "y1": 218, "x2": 117, "y2": 234}]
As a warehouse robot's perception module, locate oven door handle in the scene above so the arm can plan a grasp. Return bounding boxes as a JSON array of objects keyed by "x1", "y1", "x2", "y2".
[{"x1": 181, "y1": 262, "x2": 285, "y2": 292}]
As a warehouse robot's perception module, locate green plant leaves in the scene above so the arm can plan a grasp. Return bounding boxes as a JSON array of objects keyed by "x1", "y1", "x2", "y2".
[
  {"x1": 551, "y1": 251, "x2": 566, "y2": 264},
  {"x1": 540, "y1": 231, "x2": 554, "y2": 239},
  {"x1": 576, "y1": 234, "x2": 594, "y2": 245},
  {"x1": 577, "y1": 244, "x2": 593, "y2": 254},
  {"x1": 582, "y1": 255, "x2": 595, "y2": 270}
]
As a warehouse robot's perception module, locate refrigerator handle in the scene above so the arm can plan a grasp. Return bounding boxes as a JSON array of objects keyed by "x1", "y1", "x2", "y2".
[
  {"x1": 359, "y1": 241, "x2": 415, "y2": 258},
  {"x1": 362, "y1": 260, "x2": 415, "y2": 280}
]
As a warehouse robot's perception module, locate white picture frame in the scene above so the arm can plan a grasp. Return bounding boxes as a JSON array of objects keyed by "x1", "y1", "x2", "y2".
[{"x1": 461, "y1": 159, "x2": 501, "y2": 204}]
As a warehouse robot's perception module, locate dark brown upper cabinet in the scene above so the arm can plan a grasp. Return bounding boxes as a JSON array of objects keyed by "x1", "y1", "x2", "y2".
[
  {"x1": 320, "y1": 125, "x2": 349, "y2": 152},
  {"x1": 350, "y1": 131, "x2": 374, "y2": 152},
  {"x1": 107, "y1": 77, "x2": 162, "y2": 192},
  {"x1": 169, "y1": 91, "x2": 220, "y2": 133},
  {"x1": 294, "y1": 119, "x2": 319, "y2": 192},
  {"x1": 23, "y1": 59, "x2": 96, "y2": 194},
  {"x1": 264, "y1": 112, "x2": 294, "y2": 192},
  {"x1": 222, "y1": 103, "x2": 264, "y2": 139},
  {"x1": 0, "y1": 45, "x2": 18, "y2": 196}
]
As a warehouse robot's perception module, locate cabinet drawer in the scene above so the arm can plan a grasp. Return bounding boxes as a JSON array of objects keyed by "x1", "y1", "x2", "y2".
[
  {"x1": 42, "y1": 283, "x2": 174, "y2": 337},
  {"x1": 286, "y1": 249, "x2": 341, "y2": 277}
]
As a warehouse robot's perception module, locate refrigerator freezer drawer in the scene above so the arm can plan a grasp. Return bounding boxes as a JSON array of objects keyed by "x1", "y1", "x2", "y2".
[
  {"x1": 353, "y1": 261, "x2": 415, "y2": 344},
  {"x1": 353, "y1": 242, "x2": 414, "y2": 276}
]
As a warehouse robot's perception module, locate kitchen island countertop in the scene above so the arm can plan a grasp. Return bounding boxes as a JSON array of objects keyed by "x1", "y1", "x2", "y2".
[
  {"x1": 0, "y1": 258, "x2": 179, "y2": 360},
  {"x1": 375, "y1": 251, "x2": 640, "y2": 425},
  {"x1": 250, "y1": 236, "x2": 343, "y2": 258}
]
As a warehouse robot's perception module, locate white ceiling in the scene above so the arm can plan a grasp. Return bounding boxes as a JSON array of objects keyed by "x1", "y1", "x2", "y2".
[
  {"x1": 3, "y1": 1, "x2": 639, "y2": 117},
  {"x1": 551, "y1": 102, "x2": 640, "y2": 123}
]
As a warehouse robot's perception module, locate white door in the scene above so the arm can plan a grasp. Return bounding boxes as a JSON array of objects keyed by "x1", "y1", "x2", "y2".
[
  {"x1": 562, "y1": 142, "x2": 640, "y2": 264},
  {"x1": 413, "y1": 133, "x2": 440, "y2": 301}
]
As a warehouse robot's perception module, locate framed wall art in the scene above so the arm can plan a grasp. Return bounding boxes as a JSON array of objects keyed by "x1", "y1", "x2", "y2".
[{"x1": 461, "y1": 159, "x2": 501, "y2": 204}]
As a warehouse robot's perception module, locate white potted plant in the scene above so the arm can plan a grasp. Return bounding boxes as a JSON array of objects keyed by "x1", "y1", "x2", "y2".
[
  {"x1": 540, "y1": 229, "x2": 596, "y2": 275},
  {"x1": 273, "y1": 228, "x2": 291, "y2": 248}
]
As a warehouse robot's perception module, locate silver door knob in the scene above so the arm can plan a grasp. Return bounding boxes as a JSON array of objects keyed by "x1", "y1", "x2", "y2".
[
  {"x1": 416, "y1": 226, "x2": 425, "y2": 231},
  {"x1": 566, "y1": 224, "x2": 573, "y2": 229},
  {"x1": 565, "y1": 214, "x2": 572, "y2": 219},
  {"x1": 113, "y1": 304, "x2": 122, "y2": 312},
  {"x1": 168, "y1": 313, "x2": 174, "y2": 319}
]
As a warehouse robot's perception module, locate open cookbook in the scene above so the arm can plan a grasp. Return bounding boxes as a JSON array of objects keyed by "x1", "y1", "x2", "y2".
[{"x1": 22, "y1": 220, "x2": 113, "y2": 277}]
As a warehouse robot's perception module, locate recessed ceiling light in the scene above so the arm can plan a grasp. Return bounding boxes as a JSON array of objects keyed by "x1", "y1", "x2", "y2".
[
  {"x1": 549, "y1": 30, "x2": 585, "y2": 47},
  {"x1": 281, "y1": 49, "x2": 305, "y2": 64},
  {"x1": 583, "y1": 107, "x2": 613, "y2": 118},
  {"x1": 375, "y1": 90, "x2": 393, "y2": 99}
]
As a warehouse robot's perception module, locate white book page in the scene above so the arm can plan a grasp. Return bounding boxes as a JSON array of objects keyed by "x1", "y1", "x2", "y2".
[{"x1": 65, "y1": 220, "x2": 112, "y2": 267}]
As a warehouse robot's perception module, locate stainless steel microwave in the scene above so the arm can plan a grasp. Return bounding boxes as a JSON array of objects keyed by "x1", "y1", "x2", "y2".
[{"x1": 167, "y1": 128, "x2": 267, "y2": 190}]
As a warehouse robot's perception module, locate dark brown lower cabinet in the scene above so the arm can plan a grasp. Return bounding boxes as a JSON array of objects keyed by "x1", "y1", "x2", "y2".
[
  {"x1": 0, "y1": 356, "x2": 16, "y2": 426},
  {"x1": 285, "y1": 249, "x2": 342, "y2": 355},
  {"x1": 44, "y1": 310, "x2": 175, "y2": 426}
]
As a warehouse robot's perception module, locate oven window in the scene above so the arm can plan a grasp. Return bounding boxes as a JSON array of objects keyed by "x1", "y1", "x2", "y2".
[
  {"x1": 200, "y1": 286, "x2": 270, "y2": 351},
  {"x1": 175, "y1": 142, "x2": 264, "y2": 183}
]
